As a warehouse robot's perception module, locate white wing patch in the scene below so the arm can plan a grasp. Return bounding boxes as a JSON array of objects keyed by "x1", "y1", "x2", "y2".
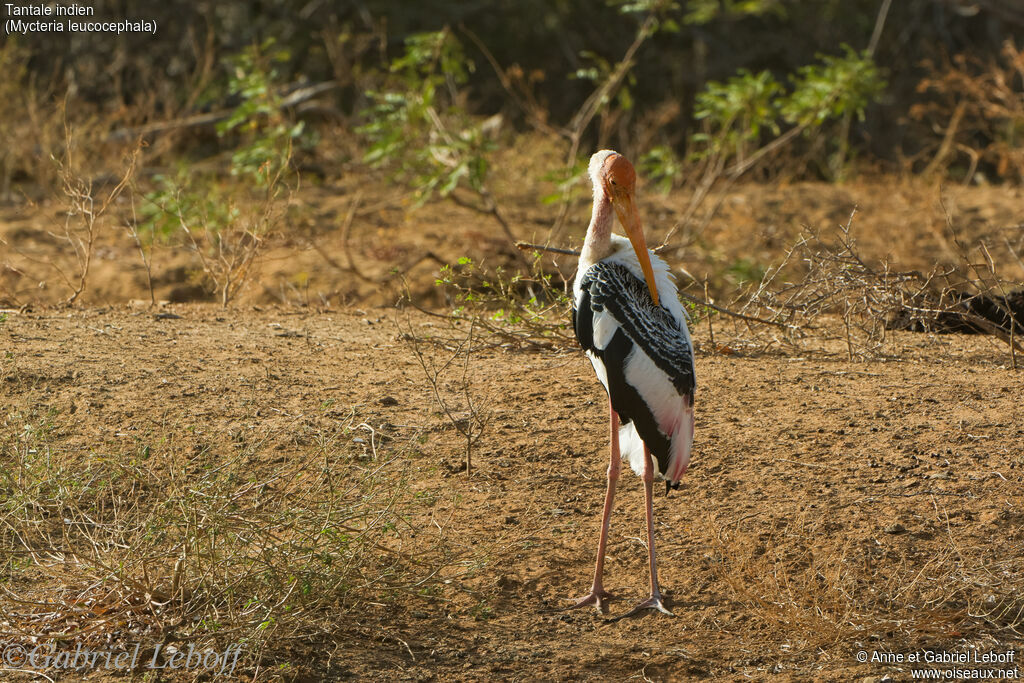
[
  {"x1": 586, "y1": 350, "x2": 609, "y2": 393},
  {"x1": 618, "y1": 421, "x2": 648, "y2": 477},
  {"x1": 624, "y1": 348, "x2": 685, "y2": 437},
  {"x1": 591, "y1": 308, "x2": 619, "y2": 351}
]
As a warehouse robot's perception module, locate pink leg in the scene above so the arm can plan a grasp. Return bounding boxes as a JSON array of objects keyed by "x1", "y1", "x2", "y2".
[
  {"x1": 568, "y1": 398, "x2": 621, "y2": 612},
  {"x1": 616, "y1": 444, "x2": 674, "y2": 619}
]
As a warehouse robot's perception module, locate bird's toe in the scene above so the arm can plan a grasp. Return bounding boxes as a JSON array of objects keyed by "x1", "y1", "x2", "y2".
[
  {"x1": 609, "y1": 593, "x2": 674, "y2": 621},
  {"x1": 566, "y1": 588, "x2": 616, "y2": 613}
]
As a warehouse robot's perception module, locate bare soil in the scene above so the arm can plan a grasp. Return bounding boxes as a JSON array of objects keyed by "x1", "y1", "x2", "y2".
[
  {"x1": 2, "y1": 178, "x2": 1023, "y2": 681},
  {"x1": 2, "y1": 304, "x2": 1022, "y2": 681}
]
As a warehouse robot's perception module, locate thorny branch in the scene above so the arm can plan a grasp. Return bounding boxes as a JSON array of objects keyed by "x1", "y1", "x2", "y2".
[
  {"x1": 58, "y1": 134, "x2": 140, "y2": 305},
  {"x1": 399, "y1": 314, "x2": 490, "y2": 476}
]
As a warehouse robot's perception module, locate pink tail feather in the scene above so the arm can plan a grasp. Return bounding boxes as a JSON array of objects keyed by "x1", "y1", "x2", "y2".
[{"x1": 665, "y1": 398, "x2": 695, "y2": 483}]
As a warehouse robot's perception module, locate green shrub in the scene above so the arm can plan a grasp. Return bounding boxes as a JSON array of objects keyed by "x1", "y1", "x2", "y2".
[{"x1": 359, "y1": 30, "x2": 494, "y2": 206}]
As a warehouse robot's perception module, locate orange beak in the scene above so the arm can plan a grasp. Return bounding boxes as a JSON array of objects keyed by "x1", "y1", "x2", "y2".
[{"x1": 608, "y1": 186, "x2": 660, "y2": 306}]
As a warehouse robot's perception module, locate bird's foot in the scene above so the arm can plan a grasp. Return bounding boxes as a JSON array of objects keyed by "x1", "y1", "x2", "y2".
[
  {"x1": 610, "y1": 593, "x2": 674, "y2": 621},
  {"x1": 566, "y1": 587, "x2": 616, "y2": 613}
]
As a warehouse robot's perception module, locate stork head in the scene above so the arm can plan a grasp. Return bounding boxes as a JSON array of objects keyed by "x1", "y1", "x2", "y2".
[{"x1": 589, "y1": 150, "x2": 660, "y2": 306}]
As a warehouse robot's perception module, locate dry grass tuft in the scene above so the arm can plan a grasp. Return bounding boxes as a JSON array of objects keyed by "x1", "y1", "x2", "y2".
[
  {"x1": 702, "y1": 506, "x2": 1024, "y2": 661},
  {"x1": 0, "y1": 406, "x2": 481, "y2": 674}
]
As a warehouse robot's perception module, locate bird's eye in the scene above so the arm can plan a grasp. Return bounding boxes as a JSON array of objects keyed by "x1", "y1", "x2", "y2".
[{"x1": 610, "y1": 180, "x2": 617, "y2": 185}]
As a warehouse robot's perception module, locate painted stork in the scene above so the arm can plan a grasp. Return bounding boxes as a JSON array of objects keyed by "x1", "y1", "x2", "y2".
[{"x1": 569, "y1": 150, "x2": 695, "y2": 618}]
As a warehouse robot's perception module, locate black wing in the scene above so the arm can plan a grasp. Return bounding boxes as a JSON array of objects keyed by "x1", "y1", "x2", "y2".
[
  {"x1": 572, "y1": 286, "x2": 594, "y2": 352},
  {"x1": 579, "y1": 261, "x2": 695, "y2": 395}
]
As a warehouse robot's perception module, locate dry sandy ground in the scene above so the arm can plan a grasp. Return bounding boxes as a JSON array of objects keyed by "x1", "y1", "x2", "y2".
[{"x1": 2, "y1": 304, "x2": 1022, "y2": 681}]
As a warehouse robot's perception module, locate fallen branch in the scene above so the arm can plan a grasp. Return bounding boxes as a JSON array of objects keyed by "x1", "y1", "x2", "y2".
[
  {"x1": 678, "y1": 292, "x2": 795, "y2": 330},
  {"x1": 515, "y1": 241, "x2": 581, "y2": 256},
  {"x1": 107, "y1": 81, "x2": 339, "y2": 142}
]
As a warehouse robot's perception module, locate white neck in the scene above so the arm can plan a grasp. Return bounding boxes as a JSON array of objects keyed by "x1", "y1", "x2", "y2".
[{"x1": 579, "y1": 190, "x2": 614, "y2": 274}]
